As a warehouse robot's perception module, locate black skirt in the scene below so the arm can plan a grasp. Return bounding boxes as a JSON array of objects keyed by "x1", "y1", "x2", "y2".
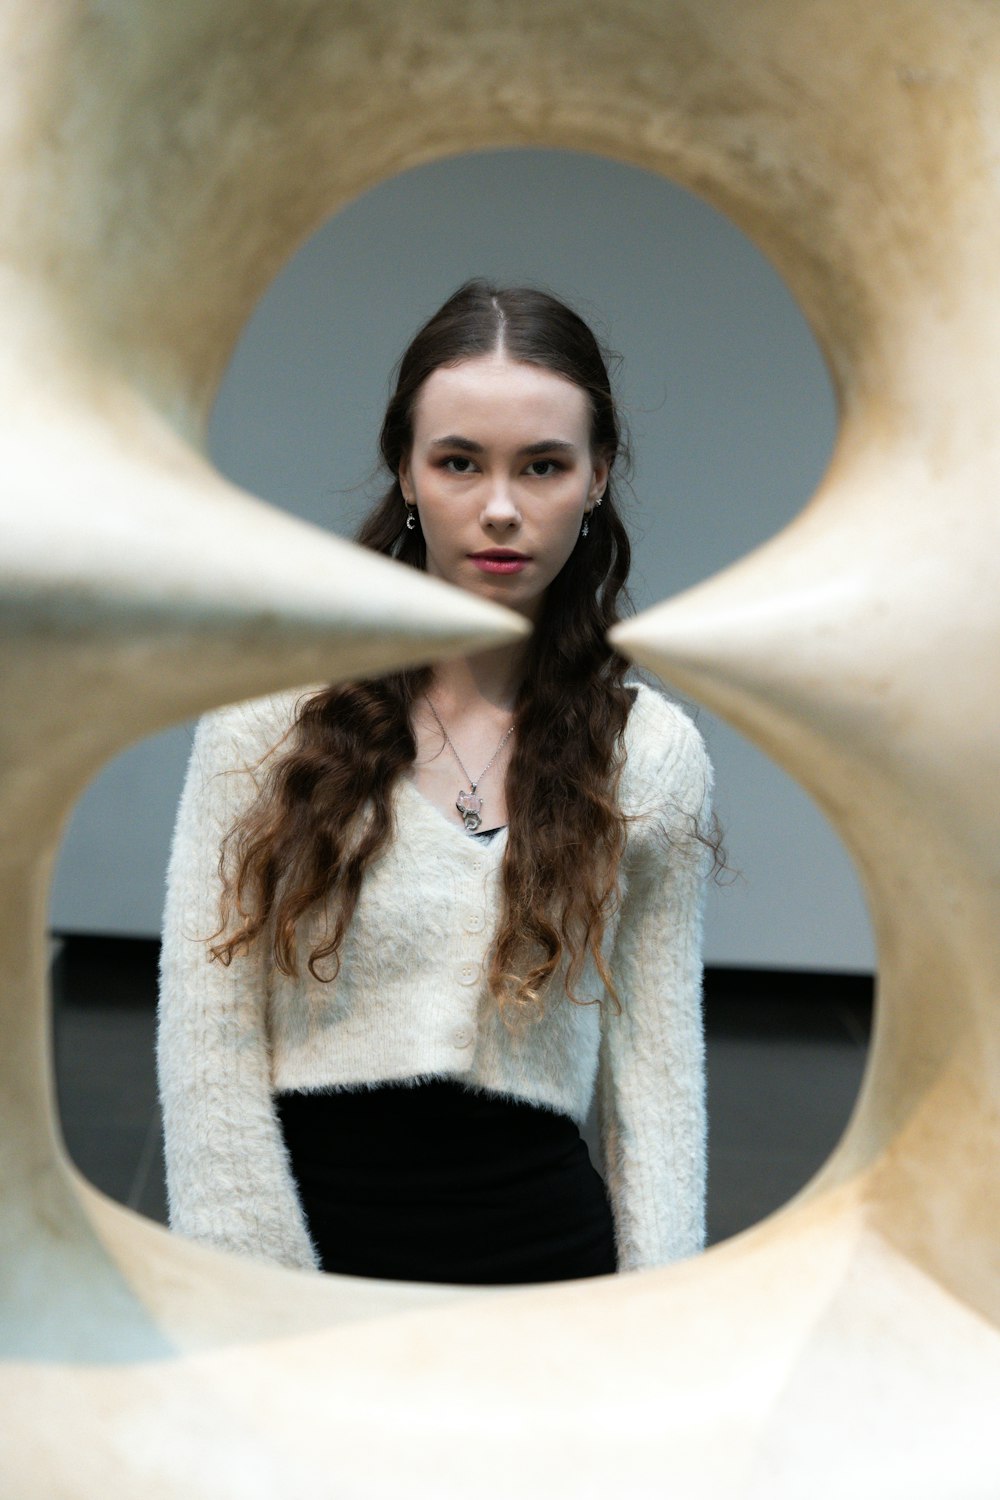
[{"x1": 275, "y1": 1077, "x2": 618, "y2": 1285}]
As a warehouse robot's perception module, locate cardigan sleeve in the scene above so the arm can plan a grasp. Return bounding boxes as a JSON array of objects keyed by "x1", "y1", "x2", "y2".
[
  {"x1": 156, "y1": 695, "x2": 322, "y2": 1272},
  {"x1": 597, "y1": 705, "x2": 713, "y2": 1273}
]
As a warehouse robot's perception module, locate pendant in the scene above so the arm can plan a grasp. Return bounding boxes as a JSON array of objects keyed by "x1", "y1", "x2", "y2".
[{"x1": 456, "y1": 788, "x2": 483, "y2": 833}]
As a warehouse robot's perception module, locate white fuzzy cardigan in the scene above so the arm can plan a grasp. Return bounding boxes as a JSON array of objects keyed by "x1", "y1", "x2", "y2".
[{"x1": 157, "y1": 681, "x2": 713, "y2": 1276}]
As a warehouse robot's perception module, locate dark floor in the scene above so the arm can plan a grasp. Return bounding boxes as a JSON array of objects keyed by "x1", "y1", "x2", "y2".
[{"x1": 51, "y1": 936, "x2": 871, "y2": 1249}]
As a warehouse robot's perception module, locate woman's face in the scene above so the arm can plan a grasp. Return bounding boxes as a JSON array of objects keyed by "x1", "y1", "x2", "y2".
[{"x1": 398, "y1": 354, "x2": 609, "y2": 622}]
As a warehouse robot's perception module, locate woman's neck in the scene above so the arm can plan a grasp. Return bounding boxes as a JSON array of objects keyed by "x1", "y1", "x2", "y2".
[{"x1": 427, "y1": 641, "x2": 529, "y2": 715}]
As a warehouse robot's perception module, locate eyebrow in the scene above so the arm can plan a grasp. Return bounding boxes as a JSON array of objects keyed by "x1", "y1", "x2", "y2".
[{"x1": 427, "y1": 435, "x2": 579, "y2": 456}]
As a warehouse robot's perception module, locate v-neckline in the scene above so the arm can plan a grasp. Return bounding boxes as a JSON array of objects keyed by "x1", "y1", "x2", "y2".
[{"x1": 398, "y1": 776, "x2": 509, "y2": 852}]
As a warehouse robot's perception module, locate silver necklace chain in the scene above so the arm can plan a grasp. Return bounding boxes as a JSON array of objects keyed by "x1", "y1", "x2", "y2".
[{"x1": 425, "y1": 698, "x2": 514, "y2": 834}]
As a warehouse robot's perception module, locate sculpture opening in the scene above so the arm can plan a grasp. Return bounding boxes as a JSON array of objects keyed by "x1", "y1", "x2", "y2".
[{"x1": 48, "y1": 150, "x2": 868, "y2": 1267}]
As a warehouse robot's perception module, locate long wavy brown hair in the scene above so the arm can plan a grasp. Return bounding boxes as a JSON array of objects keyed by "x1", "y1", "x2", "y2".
[{"x1": 211, "y1": 280, "x2": 641, "y2": 1033}]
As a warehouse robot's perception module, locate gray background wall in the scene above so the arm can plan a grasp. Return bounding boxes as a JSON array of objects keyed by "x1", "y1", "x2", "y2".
[{"x1": 49, "y1": 149, "x2": 874, "y2": 974}]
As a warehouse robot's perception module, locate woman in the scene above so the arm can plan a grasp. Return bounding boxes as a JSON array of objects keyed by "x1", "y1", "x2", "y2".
[{"x1": 157, "y1": 280, "x2": 714, "y2": 1285}]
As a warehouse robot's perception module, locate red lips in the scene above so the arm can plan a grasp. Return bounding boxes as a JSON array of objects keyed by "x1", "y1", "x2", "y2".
[{"x1": 469, "y1": 550, "x2": 530, "y2": 574}]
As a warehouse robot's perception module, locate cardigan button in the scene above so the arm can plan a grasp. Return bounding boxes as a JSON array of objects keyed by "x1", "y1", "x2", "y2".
[
  {"x1": 457, "y1": 962, "x2": 479, "y2": 986},
  {"x1": 463, "y1": 911, "x2": 485, "y2": 933},
  {"x1": 451, "y1": 1024, "x2": 475, "y2": 1049}
]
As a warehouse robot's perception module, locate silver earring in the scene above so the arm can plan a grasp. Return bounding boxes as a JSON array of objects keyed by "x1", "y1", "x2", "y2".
[
  {"x1": 405, "y1": 507, "x2": 417, "y2": 531},
  {"x1": 581, "y1": 514, "x2": 590, "y2": 538}
]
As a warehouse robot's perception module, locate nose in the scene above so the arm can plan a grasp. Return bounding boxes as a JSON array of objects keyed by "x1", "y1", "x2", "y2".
[{"x1": 480, "y1": 478, "x2": 521, "y2": 531}]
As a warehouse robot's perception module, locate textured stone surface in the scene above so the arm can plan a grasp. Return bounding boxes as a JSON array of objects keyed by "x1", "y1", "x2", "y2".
[{"x1": 2, "y1": 1, "x2": 998, "y2": 1494}]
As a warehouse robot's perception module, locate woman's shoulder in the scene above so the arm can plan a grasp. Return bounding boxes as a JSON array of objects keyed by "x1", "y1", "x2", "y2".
[
  {"x1": 191, "y1": 683, "x2": 324, "y2": 774},
  {"x1": 621, "y1": 680, "x2": 713, "y2": 816},
  {"x1": 623, "y1": 679, "x2": 707, "y2": 760}
]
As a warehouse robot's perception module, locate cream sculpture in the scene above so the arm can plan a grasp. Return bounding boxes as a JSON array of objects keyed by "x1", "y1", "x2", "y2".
[{"x1": 2, "y1": 0, "x2": 998, "y2": 1495}]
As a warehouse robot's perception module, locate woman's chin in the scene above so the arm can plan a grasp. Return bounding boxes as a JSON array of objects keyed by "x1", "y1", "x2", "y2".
[
  {"x1": 451, "y1": 570, "x2": 526, "y2": 606},
  {"x1": 472, "y1": 580, "x2": 543, "y2": 623}
]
